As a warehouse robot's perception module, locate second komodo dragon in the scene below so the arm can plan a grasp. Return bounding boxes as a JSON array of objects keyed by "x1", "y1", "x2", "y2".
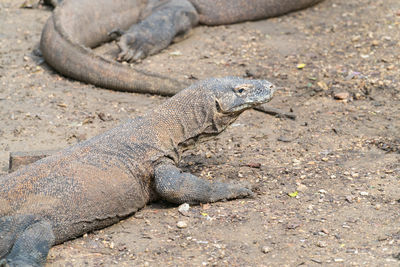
[
  {"x1": 40, "y1": 0, "x2": 324, "y2": 95},
  {"x1": 0, "y1": 77, "x2": 275, "y2": 267}
]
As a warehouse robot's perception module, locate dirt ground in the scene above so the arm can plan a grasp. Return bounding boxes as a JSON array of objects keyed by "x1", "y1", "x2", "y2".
[{"x1": 1, "y1": 0, "x2": 399, "y2": 266}]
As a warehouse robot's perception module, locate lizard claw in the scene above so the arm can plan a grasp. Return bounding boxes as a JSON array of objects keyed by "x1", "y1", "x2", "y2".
[
  {"x1": 117, "y1": 50, "x2": 133, "y2": 62},
  {"x1": 117, "y1": 32, "x2": 149, "y2": 63},
  {"x1": 117, "y1": 49, "x2": 145, "y2": 63}
]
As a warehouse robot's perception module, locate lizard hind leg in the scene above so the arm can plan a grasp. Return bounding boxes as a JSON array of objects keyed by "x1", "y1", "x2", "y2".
[
  {"x1": 1, "y1": 216, "x2": 55, "y2": 267},
  {"x1": 154, "y1": 161, "x2": 254, "y2": 205}
]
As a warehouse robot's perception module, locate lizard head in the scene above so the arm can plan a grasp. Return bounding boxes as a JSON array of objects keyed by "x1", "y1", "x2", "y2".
[
  {"x1": 164, "y1": 77, "x2": 276, "y2": 153},
  {"x1": 211, "y1": 77, "x2": 276, "y2": 114},
  {"x1": 192, "y1": 76, "x2": 276, "y2": 135}
]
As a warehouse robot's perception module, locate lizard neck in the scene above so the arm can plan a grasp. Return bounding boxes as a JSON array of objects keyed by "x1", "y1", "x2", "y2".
[{"x1": 150, "y1": 89, "x2": 221, "y2": 162}]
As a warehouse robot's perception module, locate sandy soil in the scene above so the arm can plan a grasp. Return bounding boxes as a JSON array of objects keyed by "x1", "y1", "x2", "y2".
[{"x1": 0, "y1": 0, "x2": 399, "y2": 266}]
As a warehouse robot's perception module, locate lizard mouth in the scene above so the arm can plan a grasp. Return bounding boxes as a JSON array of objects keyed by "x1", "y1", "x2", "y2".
[
  {"x1": 215, "y1": 99, "x2": 268, "y2": 114},
  {"x1": 215, "y1": 100, "x2": 244, "y2": 114}
]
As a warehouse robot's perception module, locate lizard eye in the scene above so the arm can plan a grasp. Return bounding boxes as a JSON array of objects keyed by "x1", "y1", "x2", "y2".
[{"x1": 234, "y1": 84, "x2": 252, "y2": 94}]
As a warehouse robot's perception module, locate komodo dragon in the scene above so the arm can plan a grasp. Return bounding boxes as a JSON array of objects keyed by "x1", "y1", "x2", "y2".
[
  {"x1": 39, "y1": 0, "x2": 324, "y2": 95},
  {"x1": 0, "y1": 77, "x2": 275, "y2": 267}
]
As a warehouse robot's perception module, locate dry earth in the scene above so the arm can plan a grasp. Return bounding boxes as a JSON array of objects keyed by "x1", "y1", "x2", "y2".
[{"x1": 0, "y1": 0, "x2": 399, "y2": 266}]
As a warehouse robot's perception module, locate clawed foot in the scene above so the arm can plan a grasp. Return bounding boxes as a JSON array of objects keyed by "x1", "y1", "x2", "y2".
[
  {"x1": 115, "y1": 0, "x2": 198, "y2": 63},
  {"x1": 218, "y1": 183, "x2": 255, "y2": 201},
  {"x1": 117, "y1": 28, "x2": 155, "y2": 63}
]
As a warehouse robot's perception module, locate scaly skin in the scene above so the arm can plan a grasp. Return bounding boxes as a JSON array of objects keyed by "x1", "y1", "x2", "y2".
[
  {"x1": 0, "y1": 77, "x2": 275, "y2": 266},
  {"x1": 40, "y1": 0, "x2": 324, "y2": 95}
]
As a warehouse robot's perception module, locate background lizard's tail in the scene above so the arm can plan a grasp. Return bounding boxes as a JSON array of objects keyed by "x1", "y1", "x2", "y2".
[{"x1": 40, "y1": 0, "x2": 187, "y2": 96}]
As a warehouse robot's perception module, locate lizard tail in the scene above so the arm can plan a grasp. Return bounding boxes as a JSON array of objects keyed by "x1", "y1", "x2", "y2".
[{"x1": 40, "y1": 0, "x2": 187, "y2": 96}]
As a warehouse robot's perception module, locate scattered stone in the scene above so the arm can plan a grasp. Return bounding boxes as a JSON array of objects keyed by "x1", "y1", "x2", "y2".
[
  {"x1": 317, "y1": 81, "x2": 329, "y2": 90},
  {"x1": 261, "y1": 246, "x2": 272, "y2": 254},
  {"x1": 359, "y1": 191, "x2": 369, "y2": 196},
  {"x1": 178, "y1": 203, "x2": 190, "y2": 217},
  {"x1": 134, "y1": 213, "x2": 144, "y2": 219},
  {"x1": 292, "y1": 159, "x2": 301, "y2": 165},
  {"x1": 57, "y1": 103, "x2": 67, "y2": 108},
  {"x1": 97, "y1": 112, "x2": 113, "y2": 121},
  {"x1": 316, "y1": 240, "x2": 327, "y2": 248},
  {"x1": 277, "y1": 136, "x2": 293, "y2": 142},
  {"x1": 246, "y1": 162, "x2": 261, "y2": 168},
  {"x1": 321, "y1": 228, "x2": 330, "y2": 235},
  {"x1": 371, "y1": 40, "x2": 380, "y2": 46},
  {"x1": 169, "y1": 51, "x2": 182, "y2": 56},
  {"x1": 177, "y1": 221, "x2": 188, "y2": 229},
  {"x1": 286, "y1": 223, "x2": 300, "y2": 229},
  {"x1": 318, "y1": 231, "x2": 327, "y2": 236},
  {"x1": 345, "y1": 196, "x2": 353, "y2": 203},
  {"x1": 334, "y1": 92, "x2": 350, "y2": 100},
  {"x1": 296, "y1": 184, "x2": 308, "y2": 192}
]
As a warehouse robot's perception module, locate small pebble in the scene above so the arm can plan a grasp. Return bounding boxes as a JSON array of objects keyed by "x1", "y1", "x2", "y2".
[
  {"x1": 371, "y1": 40, "x2": 380, "y2": 46},
  {"x1": 359, "y1": 191, "x2": 369, "y2": 196},
  {"x1": 345, "y1": 196, "x2": 353, "y2": 203},
  {"x1": 178, "y1": 203, "x2": 190, "y2": 216},
  {"x1": 292, "y1": 159, "x2": 301, "y2": 165},
  {"x1": 321, "y1": 228, "x2": 330, "y2": 234},
  {"x1": 177, "y1": 221, "x2": 188, "y2": 229},
  {"x1": 134, "y1": 213, "x2": 144, "y2": 219},
  {"x1": 261, "y1": 246, "x2": 272, "y2": 253},
  {"x1": 170, "y1": 51, "x2": 182, "y2": 56},
  {"x1": 277, "y1": 136, "x2": 292, "y2": 142},
  {"x1": 316, "y1": 241, "x2": 327, "y2": 248},
  {"x1": 334, "y1": 92, "x2": 350, "y2": 100},
  {"x1": 296, "y1": 184, "x2": 308, "y2": 192}
]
